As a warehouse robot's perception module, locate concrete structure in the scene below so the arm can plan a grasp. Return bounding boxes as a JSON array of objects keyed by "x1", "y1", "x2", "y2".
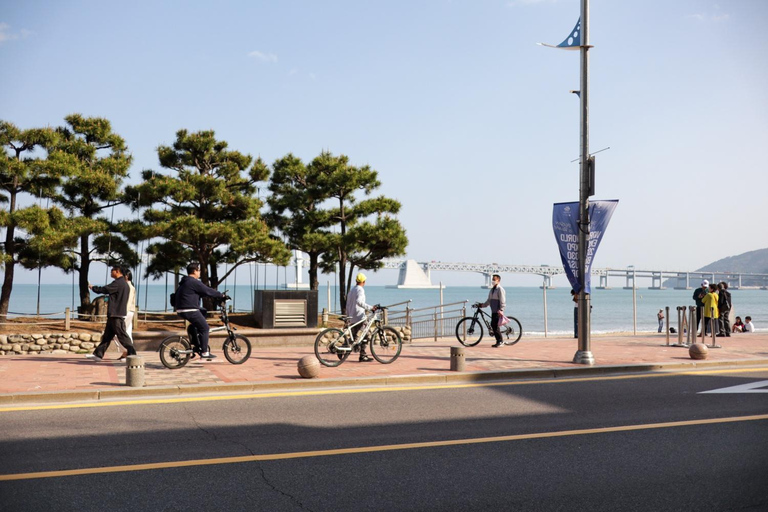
[{"x1": 386, "y1": 259, "x2": 440, "y2": 289}]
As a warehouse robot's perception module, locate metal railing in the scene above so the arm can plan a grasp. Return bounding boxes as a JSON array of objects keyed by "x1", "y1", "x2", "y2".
[{"x1": 388, "y1": 300, "x2": 468, "y2": 341}]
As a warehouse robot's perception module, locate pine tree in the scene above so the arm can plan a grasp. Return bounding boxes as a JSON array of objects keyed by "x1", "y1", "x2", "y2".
[
  {"x1": 0, "y1": 121, "x2": 62, "y2": 317},
  {"x1": 46, "y1": 114, "x2": 136, "y2": 312},
  {"x1": 126, "y1": 129, "x2": 289, "y2": 290}
]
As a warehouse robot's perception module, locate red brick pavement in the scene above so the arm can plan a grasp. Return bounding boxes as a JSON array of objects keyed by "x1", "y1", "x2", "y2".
[{"x1": 0, "y1": 332, "x2": 766, "y2": 396}]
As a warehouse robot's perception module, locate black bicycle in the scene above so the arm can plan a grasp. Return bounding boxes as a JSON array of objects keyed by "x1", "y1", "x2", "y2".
[
  {"x1": 455, "y1": 303, "x2": 522, "y2": 347},
  {"x1": 158, "y1": 295, "x2": 252, "y2": 369}
]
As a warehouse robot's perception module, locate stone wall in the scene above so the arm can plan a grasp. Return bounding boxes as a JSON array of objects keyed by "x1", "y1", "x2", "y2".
[{"x1": 0, "y1": 333, "x2": 101, "y2": 356}]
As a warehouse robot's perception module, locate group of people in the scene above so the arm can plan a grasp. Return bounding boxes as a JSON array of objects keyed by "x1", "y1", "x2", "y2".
[
  {"x1": 692, "y1": 280, "x2": 755, "y2": 336},
  {"x1": 86, "y1": 262, "x2": 226, "y2": 362}
]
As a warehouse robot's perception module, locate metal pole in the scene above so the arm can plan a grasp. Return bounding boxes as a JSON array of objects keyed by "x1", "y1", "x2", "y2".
[
  {"x1": 543, "y1": 278, "x2": 548, "y2": 338},
  {"x1": 632, "y1": 271, "x2": 637, "y2": 335},
  {"x1": 574, "y1": 0, "x2": 593, "y2": 365},
  {"x1": 665, "y1": 306, "x2": 670, "y2": 345}
]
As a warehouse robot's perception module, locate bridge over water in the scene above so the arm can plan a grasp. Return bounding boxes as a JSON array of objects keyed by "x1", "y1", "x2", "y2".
[{"x1": 381, "y1": 259, "x2": 768, "y2": 290}]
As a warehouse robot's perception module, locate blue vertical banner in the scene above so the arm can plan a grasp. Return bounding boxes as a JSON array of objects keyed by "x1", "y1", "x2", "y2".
[{"x1": 552, "y1": 200, "x2": 618, "y2": 294}]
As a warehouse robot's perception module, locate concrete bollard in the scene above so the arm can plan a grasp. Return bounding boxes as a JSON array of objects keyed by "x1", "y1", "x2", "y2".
[
  {"x1": 126, "y1": 355, "x2": 145, "y2": 387},
  {"x1": 450, "y1": 346, "x2": 465, "y2": 372}
]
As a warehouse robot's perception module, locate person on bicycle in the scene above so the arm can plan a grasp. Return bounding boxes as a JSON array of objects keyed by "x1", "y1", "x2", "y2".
[
  {"x1": 479, "y1": 274, "x2": 506, "y2": 347},
  {"x1": 346, "y1": 272, "x2": 377, "y2": 362},
  {"x1": 174, "y1": 262, "x2": 226, "y2": 359}
]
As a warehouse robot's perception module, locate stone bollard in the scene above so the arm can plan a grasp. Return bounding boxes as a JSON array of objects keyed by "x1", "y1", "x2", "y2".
[
  {"x1": 125, "y1": 355, "x2": 145, "y2": 387},
  {"x1": 450, "y1": 346, "x2": 465, "y2": 372}
]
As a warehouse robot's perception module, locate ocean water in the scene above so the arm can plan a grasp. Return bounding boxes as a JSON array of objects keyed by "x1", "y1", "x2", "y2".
[{"x1": 5, "y1": 283, "x2": 766, "y2": 335}]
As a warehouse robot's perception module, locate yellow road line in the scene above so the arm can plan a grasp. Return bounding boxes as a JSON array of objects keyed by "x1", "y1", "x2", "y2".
[
  {"x1": 1, "y1": 366, "x2": 767, "y2": 413},
  {"x1": 2, "y1": 413, "x2": 767, "y2": 482}
]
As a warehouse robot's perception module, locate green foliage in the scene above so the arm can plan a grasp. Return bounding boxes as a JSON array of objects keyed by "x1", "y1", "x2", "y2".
[
  {"x1": 0, "y1": 120, "x2": 64, "y2": 315},
  {"x1": 268, "y1": 151, "x2": 407, "y2": 310},
  {"x1": 45, "y1": 114, "x2": 136, "y2": 307},
  {"x1": 127, "y1": 129, "x2": 289, "y2": 287}
]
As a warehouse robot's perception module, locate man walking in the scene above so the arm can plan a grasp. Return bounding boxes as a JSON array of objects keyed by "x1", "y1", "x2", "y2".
[
  {"x1": 87, "y1": 265, "x2": 135, "y2": 361},
  {"x1": 346, "y1": 273, "x2": 376, "y2": 362},
  {"x1": 480, "y1": 274, "x2": 506, "y2": 347}
]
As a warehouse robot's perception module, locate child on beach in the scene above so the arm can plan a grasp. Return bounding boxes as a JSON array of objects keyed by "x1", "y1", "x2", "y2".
[
  {"x1": 732, "y1": 317, "x2": 744, "y2": 333},
  {"x1": 744, "y1": 316, "x2": 755, "y2": 333}
]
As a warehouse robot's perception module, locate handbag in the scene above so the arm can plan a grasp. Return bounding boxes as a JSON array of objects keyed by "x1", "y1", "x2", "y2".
[{"x1": 498, "y1": 313, "x2": 510, "y2": 327}]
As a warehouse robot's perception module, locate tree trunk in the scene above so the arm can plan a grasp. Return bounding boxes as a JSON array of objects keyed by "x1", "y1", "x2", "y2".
[
  {"x1": 0, "y1": 179, "x2": 18, "y2": 317},
  {"x1": 308, "y1": 252, "x2": 319, "y2": 291},
  {"x1": 79, "y1": 234, "x2": 91, "y2": 310},
  {"x1": 0, "y1": 237, "x2": 14, "y2": 317}
]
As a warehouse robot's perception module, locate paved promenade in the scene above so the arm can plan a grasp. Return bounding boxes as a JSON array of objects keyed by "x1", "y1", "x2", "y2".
[{"x1": 0, "y1": 331, "x2": 766, "y2": 405}]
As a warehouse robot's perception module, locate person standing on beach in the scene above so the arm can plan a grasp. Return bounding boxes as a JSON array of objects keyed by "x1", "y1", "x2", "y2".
[
  {"x1": 657, "y1": 309, "x2": 665, "y2": 333},
  {"x1": 87, "y1": 265, "x2": 135, "y2": 361},
  {"x1": 571, "y1": 289, "x2": 579, "y2": 338},
  {"x1": 701, "y1": 283, "x2": 719, "y2": 338},
  {"x1": 480, "y1": 274, "x2": 506, "y2": 347},
  {"x1": 692, "y1": 280, "x2": 708, "y2": 334},
  {"x1": 717, "y1": 282, "x2": 731, "y2": 337}
]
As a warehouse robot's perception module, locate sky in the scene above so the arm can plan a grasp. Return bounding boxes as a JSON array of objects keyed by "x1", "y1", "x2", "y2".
[{"x1": 1, "y1": 0, "x2": 767, "y2": 288}]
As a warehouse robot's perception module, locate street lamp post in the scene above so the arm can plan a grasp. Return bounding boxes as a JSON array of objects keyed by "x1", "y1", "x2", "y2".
[{"x1": 573, "y1": 0, "x2": 594, "y2": 365}]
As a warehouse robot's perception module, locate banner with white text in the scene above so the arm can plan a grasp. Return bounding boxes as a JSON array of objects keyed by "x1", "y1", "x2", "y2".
[{"x1": 552, "y1": 200, "x2": 618, "y2": 294}]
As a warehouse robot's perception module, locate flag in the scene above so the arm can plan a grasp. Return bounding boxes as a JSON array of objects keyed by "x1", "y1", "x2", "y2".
[{"x1": 552, "y1": 199, "x2": 618, "y2": 294}]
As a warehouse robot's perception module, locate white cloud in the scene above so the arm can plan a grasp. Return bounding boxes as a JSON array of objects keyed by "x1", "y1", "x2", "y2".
[
  {"x1": 0, "y1": 22, "x2": 18, "y2": 43},
  {"x1": 247, "y1": 50, "x2": 278, "y2": 63}
]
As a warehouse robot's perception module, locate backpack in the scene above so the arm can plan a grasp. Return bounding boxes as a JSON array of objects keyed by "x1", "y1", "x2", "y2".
[{"x1": 170, "y1": 292, "x2": 176, "y2": 308}]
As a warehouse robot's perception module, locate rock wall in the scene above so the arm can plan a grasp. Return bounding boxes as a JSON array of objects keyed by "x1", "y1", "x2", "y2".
[{"x1": 0, "y1": 333, "x2": 101, "y2": 356}]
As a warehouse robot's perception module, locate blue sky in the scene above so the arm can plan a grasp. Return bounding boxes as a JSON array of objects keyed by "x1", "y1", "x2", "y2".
[{"x1": 2, "y1": 0, "x2": 767, "y2": 287}]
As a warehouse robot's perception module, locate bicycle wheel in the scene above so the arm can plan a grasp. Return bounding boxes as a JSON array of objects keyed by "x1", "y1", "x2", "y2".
[
  {"x1": 503, "y1": 317, "x2": 523, "y2": 345},
  {"x1": 314, "y1": 328, "x2": 352, "y2": 367},
  {"x1": 370, "y1": 326, "x2": 402, "y2": 364},
  {"x1": 455, "y1": 317, "x2": 483, "y2": 347},
  {"x1": 159, "y1": 335, "x2": 192, "y2": 369},
  {"x1": 223, "y1": 334, "x2": 252, "y2": 364}
]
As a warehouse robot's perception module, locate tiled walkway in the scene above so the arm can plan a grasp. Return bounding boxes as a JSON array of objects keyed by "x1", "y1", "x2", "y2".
[{"x1": 1, "y1": 332, "x2": 766, "y2": 395}]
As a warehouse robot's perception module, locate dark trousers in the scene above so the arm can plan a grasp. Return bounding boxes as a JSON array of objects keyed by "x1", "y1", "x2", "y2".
[
  {"x1": 696, "y1": 306, "x2": 703, "y2": 332},
  {"x1": 573, "y1": 307, "x2": 578, "y2": 338},
  {"x1": 178, "y1": 310, "x2": 211, "y2": 353},
  {"x1": 719, "y1": 310, "x2": 731, "y2": 336},
  {"x1": 490, "y1": 311, "x2": 503, "y2": 344},
  {"x1": 93, "y1": 317, "x2": 135, "y2": 358}
]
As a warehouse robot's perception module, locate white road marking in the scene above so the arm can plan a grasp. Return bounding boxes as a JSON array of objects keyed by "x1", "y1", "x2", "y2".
[{"x1": 700, "y1": 380, "x2": 768, "y2": 394}]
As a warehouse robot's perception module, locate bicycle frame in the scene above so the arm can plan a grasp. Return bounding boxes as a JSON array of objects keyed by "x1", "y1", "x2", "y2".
[
  {"x1": 185, "y1": 300, "x2": 235, "y2": 351},
  {"x1": 471, "y1": 307, "x2": 498, "y2": 334},
  {"x1": 336, "y1": 310, "x2": 381, "y2": 352}
]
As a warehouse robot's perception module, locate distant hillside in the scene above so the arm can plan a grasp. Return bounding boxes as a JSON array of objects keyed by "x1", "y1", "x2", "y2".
[
  {"x1": 697, "y1": 248, "x2": 768, "y2": 274},
  {"x1": 695, "y1": 248, "x2": 768, "y2": 287}
]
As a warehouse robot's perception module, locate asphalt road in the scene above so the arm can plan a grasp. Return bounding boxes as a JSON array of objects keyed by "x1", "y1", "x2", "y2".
[{"x1": 1, "y1": 367, "x2": 767, "y2": 511}]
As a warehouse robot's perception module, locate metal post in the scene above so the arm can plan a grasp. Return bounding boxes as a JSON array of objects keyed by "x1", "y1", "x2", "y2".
[
  {"x1": 665, "y1": 306, "x2": 670, "y2": 345},
  {"x1": 574, "y1": 0, "x2": 593, "y2": 365},
  {"x1": 543, "y1": 278, "x2": 548, "y2": 338},
  {"x1": 688, "y1": 306, "x2": 696, "y2": 346},
  {"x1": 632, "y1": 274, "x2": 637, "y2": 336}
]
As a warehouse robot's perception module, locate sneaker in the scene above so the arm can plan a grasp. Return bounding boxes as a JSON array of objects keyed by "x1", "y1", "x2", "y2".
[
  {"x1": 201, "y1": 352, "x2": 217, "y2": 359},
  {"x1": 359, "y1": 355, "x2": 373, "y2": 362},
  {"x1": 85, "y1": 354, "x2": 103, "y2": 361}
]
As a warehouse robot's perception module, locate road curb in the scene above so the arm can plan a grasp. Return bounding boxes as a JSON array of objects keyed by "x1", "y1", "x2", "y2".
[{"x1": 2, "y1": 358, "x2": 768, "y2": 407}]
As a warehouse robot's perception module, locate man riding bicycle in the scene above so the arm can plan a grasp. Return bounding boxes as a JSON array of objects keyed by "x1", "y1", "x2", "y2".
[
  {"x1": 174, "y1": 262, "x2": 227, "y2": 359},
  {"x1": 479, "y1": 274, "x2": 506, "y2": 347}
]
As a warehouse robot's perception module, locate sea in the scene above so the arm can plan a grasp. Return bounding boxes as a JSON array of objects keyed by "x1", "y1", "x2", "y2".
[{"x1": 5, "y1": 283, "x2": 766, "y2": 336}]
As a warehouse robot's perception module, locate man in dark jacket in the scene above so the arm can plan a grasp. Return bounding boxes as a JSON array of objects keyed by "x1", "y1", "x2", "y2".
[
  {"x1": 87, "y1": 265, "x2": 135, "y2": 361},
  {"x1": 717, "y1": 282, "x2": 732, "y2": 337},
  {"x1": 692, "y1": 280, "x2": 708, "y2": 335},
  {"x1": 175, "y1": 262, "x2": 226, "y2": 359}
]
